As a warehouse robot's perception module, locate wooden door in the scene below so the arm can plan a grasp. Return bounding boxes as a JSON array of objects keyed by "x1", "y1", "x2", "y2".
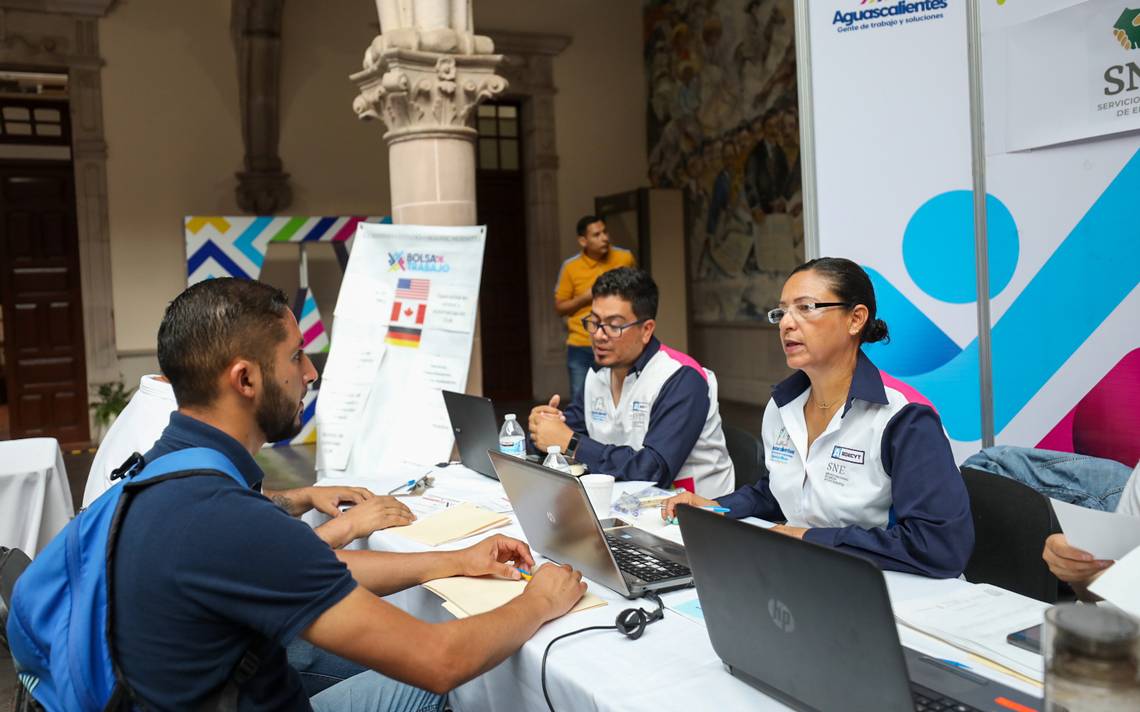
[
  {"x1": 475, "y1": 101, "x2": 533, "y2": 402},
  {"x1": 0, "y1": 161, "x2": 89, "y2": 444}
]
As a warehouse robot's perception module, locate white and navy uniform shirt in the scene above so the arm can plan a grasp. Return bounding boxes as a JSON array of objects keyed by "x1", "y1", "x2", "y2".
[
  {"x1": 718, "y1": 351, "x2": 974, "y2": 578},
  {"x1": 564, "y1": 337, "x2": 735, "y2": 499}
]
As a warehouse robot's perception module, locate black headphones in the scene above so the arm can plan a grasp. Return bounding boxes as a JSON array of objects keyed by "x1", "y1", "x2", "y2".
[{"x1": 614, "y1": 591, "x2": 665, "y2": 640}]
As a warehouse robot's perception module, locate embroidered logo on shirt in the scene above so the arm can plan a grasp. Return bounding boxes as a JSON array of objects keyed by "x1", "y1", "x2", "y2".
[
  {"x1": 630, "y1": 400, "x2": 650, "y2": 430},
  {"x1": 770, "y1": 428, "x2": 796, "y2": 464},
  {"x1": 824, "y1": 460, "x2": 850, "y2": 486},
  {"x1": 590, "y1": 397, "x2": 607, "y2": 423},
  {"x1": 831, "y1": 445, "x2": 865, "y2": 465}
]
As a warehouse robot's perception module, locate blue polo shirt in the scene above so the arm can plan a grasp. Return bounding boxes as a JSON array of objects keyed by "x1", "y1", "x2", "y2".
[{"x1": 112, "y1": 412, "x2": 356, "y2": 710}]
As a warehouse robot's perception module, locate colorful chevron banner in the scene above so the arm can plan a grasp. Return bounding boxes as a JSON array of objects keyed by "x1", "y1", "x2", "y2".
[
  {"x1": 185, "y1": 215, "x2": 386, "y2": 285},
  {"x1": 185, "y1": 215, "x2": 386, "y2": 446},
  {"x1": 297, "y1": 288, "x2": 330, "y2": 354}
]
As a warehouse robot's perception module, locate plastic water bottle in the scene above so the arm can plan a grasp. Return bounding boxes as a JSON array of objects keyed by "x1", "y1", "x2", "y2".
[
  {"x1": 544, "y1": 445, "x2": 572, "y2": 473},
  {"x1": 498, "y1": 414, "x2": 526, "y2": 457}
]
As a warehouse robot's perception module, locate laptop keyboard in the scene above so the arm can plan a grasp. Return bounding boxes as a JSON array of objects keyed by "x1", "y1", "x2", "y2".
[
  {"x1": 912, "y1": 684, "x2": 980, "y2": 712},
  {"x1": 605, "y1": 534, "x2": 691, "y2": 583}
]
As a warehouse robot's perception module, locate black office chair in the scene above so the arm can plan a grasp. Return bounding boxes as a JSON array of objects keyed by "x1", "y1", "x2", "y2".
[
  {"x1": 961, "y1": 467, "x2": 1062, "y2": 603},
  {"x1": 723, "y1": 424, "x2": 766, "y2": 491},
  {"x1": 1, "y1": 546, "x2": 37, "y2": 712}
]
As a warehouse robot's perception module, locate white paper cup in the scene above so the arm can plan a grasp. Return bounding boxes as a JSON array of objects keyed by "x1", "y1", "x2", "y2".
[
  {"x1": 569, "y1": 463, "x2": 587, "y2": 477},
  {"x1": 581, "y1": 474, "x2": 615, "y2": 518}
]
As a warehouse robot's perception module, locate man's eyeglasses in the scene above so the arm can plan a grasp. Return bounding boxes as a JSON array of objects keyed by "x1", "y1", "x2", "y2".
[
  {"x1": 766, "y1": 301, "x2": 851, "y2": 324},
  {"x1": 581, "y1": 317, "x2": 647, "y2": 338}
]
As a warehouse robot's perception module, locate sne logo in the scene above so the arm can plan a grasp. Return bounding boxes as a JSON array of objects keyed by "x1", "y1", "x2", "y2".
[
  {"x1": 1114, "y1": 8, "x2": 1140, "y2": 50},
  {"x1": 1104, "y1": 10, "x2": 1140, "y2": 98}
]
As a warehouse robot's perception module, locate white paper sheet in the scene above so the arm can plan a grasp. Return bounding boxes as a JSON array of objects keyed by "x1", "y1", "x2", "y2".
[
  {"x1": 424, "y1": 283, "x2": 478, "y2": 333},
  {"x1": 1089, "y1": 545, "x2": 1140, "y2": 619},
  {"x1": 894, "y1": 584, "x2": 1049, "y2": 681},
  {"x1": 324, "y1": 318, "x2": 387, "y2": 384},
  {"x1": 314, "y1": 381, "x2": 371, "y2": 471},
  {"x1": 1051, "y1": 498, "x2": 1140, "y2": 560}
]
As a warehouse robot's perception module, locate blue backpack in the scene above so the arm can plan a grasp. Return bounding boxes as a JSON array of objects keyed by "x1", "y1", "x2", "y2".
[{"x1": 6, "y1": 448, "x2": 262, "y2": 712}]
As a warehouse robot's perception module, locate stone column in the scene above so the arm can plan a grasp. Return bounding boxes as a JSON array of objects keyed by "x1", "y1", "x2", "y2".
[{"x1": 351, "y1": 1, "x2": 507, "y2": 393}]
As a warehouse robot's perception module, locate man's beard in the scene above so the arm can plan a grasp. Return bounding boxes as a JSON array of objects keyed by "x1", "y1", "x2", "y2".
[{"x1": 256, "y1": 371, "x2": 303, "y2": 443}]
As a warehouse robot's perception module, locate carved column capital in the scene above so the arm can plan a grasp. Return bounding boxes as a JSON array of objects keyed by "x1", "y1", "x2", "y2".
[{"x1": 351, "y1": 48, "x2": 507, "y2": 144}]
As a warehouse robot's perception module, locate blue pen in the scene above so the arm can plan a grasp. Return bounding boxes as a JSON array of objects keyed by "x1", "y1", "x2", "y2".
[
  {"x1": 936, "y1": 658, "x2": 971, "y2": 671},
  {"x1": 701, "y1": 506, "x2": 731, "y2": 513},
  {"x1": 516, "y1": 567, "x2": 532, "y2": 581},
  {"x1": 387, "y1": 479, "x2": 416, "y2": 496}
]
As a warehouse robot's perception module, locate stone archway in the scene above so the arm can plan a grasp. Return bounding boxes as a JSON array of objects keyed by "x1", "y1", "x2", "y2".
[
  {"x1": 0, "y1": 2, "x2": 118, "y2": 393},
  {"x1": 484, "y1": 30, "x2": 570, "y2": 399}
]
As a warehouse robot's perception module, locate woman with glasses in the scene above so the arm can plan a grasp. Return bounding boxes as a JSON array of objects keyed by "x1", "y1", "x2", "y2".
[{"x1": 664, "y1": 257, "x2": 974, "y2": 578}]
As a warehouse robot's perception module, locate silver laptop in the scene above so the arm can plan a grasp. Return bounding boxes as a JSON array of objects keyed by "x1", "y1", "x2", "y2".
[{"x1": 488, "y1": 450, "x2": 692, "y2": 599}]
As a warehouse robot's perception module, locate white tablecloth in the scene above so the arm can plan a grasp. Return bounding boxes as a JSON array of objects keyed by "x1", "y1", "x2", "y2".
[
  {"x1": 311, "y1": 465, "x2": 1042, "y2": 711},
  {"x1": 0, "y1": 437, "x2": 74, "y2": 556}
]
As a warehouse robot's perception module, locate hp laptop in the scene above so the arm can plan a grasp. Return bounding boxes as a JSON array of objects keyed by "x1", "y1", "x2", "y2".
[
  {"x1": 676, "y1": 507, "x2": 1042, "y2": 712},
  {"x1": 442, "y1": 390, "x2": 502, "y2": 479},
  {"x1": 488, "y1": 450, "x2": 692, "y2": 599}
]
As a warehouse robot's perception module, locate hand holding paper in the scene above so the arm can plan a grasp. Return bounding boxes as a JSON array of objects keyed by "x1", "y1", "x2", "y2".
[
  {"x1": 424, "y1": 565, "x2": 602, "y2": 620},
  {"x1": 1050, "y1": 499, "x2": 1140, "y2": 560}
]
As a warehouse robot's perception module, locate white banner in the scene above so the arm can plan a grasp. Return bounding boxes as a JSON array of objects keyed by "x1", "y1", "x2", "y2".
[
  {"x1": 807, "y1": 0, "x2": 981, "y2": 460},
  {"x1": 999, "y1": 0, "x2": 1140, "y2": 152},
  {"x1": 316, "y1": 223, "x2": 486, "y2": 476},
  {"x1": 982, "y1": 0, "x2": 1140, "y2": 462}
]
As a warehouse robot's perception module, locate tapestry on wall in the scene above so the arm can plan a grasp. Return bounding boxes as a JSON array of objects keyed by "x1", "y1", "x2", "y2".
[
  {"x1": 183, "y1": 215, "x2": 386, "y2": 446},
  {"x1": 645, "y1": 0, "x2": 803, "y2": 323}
]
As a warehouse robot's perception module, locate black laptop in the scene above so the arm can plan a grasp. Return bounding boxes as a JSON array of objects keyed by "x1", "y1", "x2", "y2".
[
  {"x1": 441, "y1": 390, "x2": 503, "y2": 479},
  {"x1": 441, "y1": 390, "x2": 542, "y2": 479},
  {"x1": 676, "y1": 507, "x2": 1042, "y2": 712}
]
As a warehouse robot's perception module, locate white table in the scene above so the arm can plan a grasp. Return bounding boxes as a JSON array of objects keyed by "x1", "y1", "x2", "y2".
[
  {"x1": 311, "y1": 465, "x2": 1043, "y2": 711},
  {"x1": 0, "y1": 437, "x2": 74, "y2": 556}
]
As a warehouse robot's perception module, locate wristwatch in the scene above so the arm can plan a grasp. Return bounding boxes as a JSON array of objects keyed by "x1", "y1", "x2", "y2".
[{"x1": 566, "y1": 434, "x2": 580, "y2": 460}]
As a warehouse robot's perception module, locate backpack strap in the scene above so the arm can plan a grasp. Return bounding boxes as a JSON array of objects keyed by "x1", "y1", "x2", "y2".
[
  {"x1": 106, "y1": 447, "x2": 256, "y2": 711},
  {"x1": 126, "y1": 448, "x2": 248, "y2": 489},
  {"x1": 198, "y1": 634, "x2": 273, "y2": 712}
]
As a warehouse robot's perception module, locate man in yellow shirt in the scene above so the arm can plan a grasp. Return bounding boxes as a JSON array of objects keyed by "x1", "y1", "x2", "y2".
[{"x1": 554, "y1": 215, "x2": 636, "y2": 402}]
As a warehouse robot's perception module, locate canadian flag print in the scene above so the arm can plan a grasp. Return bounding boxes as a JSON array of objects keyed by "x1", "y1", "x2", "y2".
[{"x1": 390, "y1": 300, "x2": 427, "y2": 326}]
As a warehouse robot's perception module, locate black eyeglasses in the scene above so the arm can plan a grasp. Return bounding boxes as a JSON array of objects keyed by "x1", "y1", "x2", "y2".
[
  {"x1": 581, "y1": 317, "x2": 647, "y2": 338},
  {"x1": 766, "y1": 302, "x2": 852, "y2": 324}
]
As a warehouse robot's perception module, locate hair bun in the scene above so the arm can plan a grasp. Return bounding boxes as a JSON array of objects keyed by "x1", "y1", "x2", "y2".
[{"x1": 863, "y1": 318, "x2": 890, "y2": 344}]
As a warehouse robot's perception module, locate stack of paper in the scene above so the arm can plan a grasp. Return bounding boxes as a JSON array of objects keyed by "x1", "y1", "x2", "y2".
[
  {"x1": 390, "y1": 502, "x2": 510, "y2": 546},
  {"x1": 894, "y1": 584, "x2": 1049, "y2": 682},
  {"x1": 424, "y1": 575, "x2": 607, "y2": 619}
]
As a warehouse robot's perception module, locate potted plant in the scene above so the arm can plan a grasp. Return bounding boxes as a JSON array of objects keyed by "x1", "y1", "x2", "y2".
[{"x1": 90, "y1": 379, "x2": 134, "y2": 444}]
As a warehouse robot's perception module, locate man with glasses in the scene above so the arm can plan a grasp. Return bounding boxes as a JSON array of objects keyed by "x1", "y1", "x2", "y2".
[
  {"x1": 554, "y1": 215, "x2": 636, "y2": 404},
  {"x1": 530, "y1": 268, "x2": 735, "y2": 498}
]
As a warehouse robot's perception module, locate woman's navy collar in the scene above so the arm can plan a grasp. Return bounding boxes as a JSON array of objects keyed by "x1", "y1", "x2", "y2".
[
  {"x1": 771, "y1": 350, "x2": 889, "y2": 416},
  {"x1": 158, "y1": 412, "x2": 265, "y2": 488}
]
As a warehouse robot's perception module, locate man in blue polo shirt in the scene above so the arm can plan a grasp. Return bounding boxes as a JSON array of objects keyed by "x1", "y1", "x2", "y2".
[{"x1": 112, "y1": 278, "x2": 586, "y2": 711}]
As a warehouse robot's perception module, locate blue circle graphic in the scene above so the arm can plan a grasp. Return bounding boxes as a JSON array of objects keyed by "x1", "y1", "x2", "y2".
[{"x1": 902, "y1": 191, "x2": 1019, "y2": 304}]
